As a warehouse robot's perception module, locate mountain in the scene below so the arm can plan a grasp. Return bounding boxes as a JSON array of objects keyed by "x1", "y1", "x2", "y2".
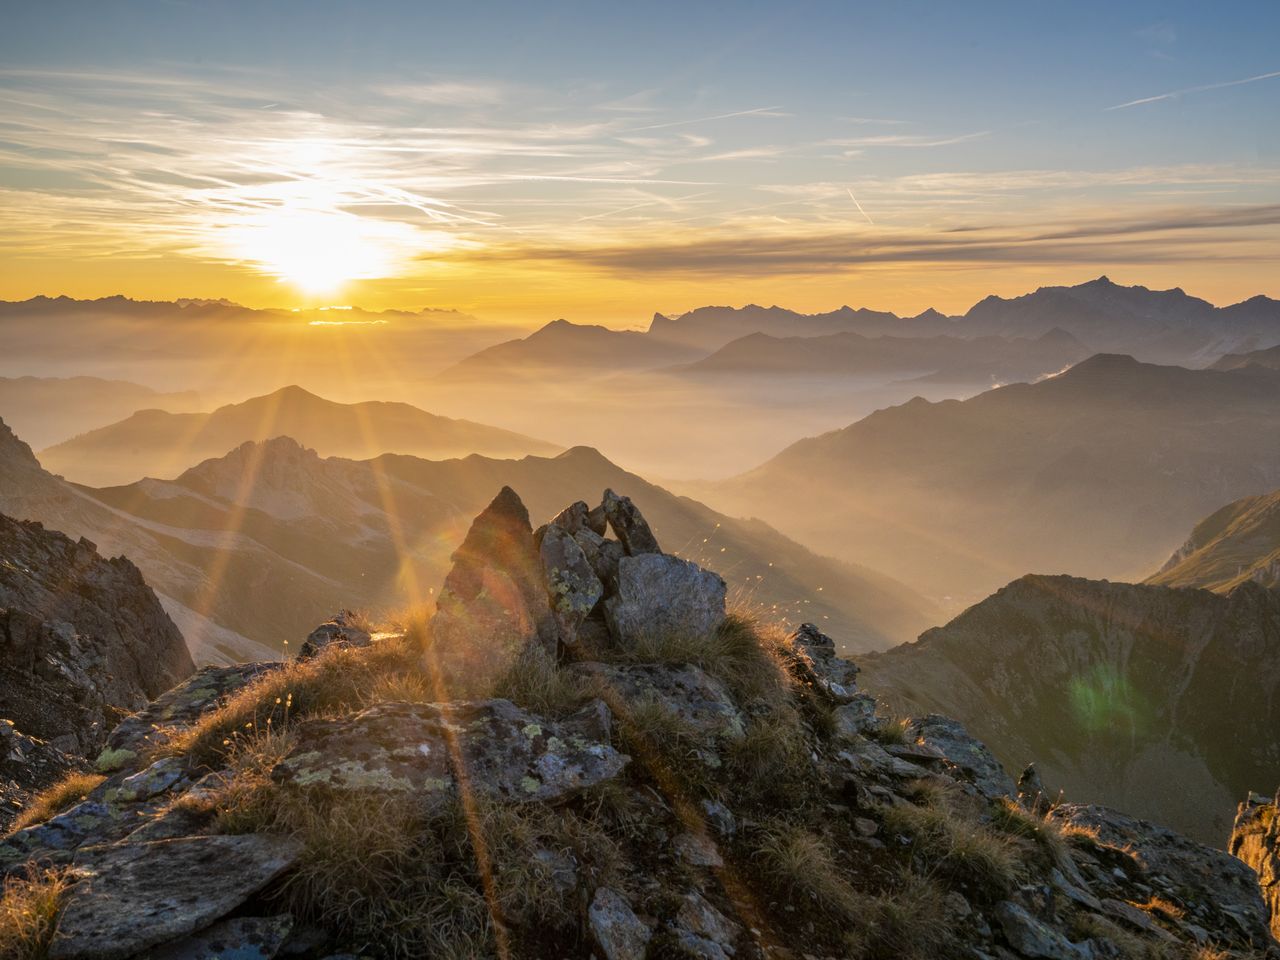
[
  {"x1": 704, "y1": 354, "x2": 1280, "y2": 608},
  {"x1": 38, "y1": 385, "x2": 560, "y2": 487},
  {"x1": 1213, "y1": 343, "x2": 1280, "y2": 372},
  {"x1": 440, "y1": 318, "x2": 701, "y2": 379},
  {"x1": 1149, "y1": 489, "x2": 1280, "y2": 591},
  {"x1": 858, "y1": 574, "x2": 1280, "y2": 845},
  {"x1": 0, "y1": 418, "x2": 934, "y2": 661},
  {"x1": 673, "y1": 328, "x2": 1088, "y2": 384},
  {"x1": 1, "y1": 499, "x2": 1271, "y2": 960},
  {"x1": 646, "y1": 303, "x2": 946, "y2": 351},
  {"x1": 0, "y1": 376, "x2": 201, "y2": 449}
]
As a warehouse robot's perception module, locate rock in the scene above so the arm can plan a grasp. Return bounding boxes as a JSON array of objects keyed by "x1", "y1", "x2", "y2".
[
  {"x1": 994, "y1": 901, "x2": 1091, "y2": 960},
  {"x1": 272, "y1": 698, "x2": 626, "y2": 804},
  {"x1": 1051, "y1": 803, "x2": 1272, "y2": 947},
  {"x1": 1230, "y1": 792, "x2": 1280, "y2": 939},
  {"x1": 907, "y1": 715, "x2": 1017, "y2": 801},
  {"x1": 0, "y1": 512, "x2": 193, "y2": 764},
  {"x1": 539, "y1": 523, "x2": 604, "y2": 646},
  {"x1": 831, "y1": 695, "x2": 881, "y2": 740},
  {"x1": 108, "y1": 756, "x2": 190, "y2": 804},
  {"x1": 104, "y1": 662, "x2": 284, "y2": 764},
  {"x1": 0, "y1": 720, "x2": 80, "y2": 833},
  {"x1": 1019, "y1": 763, "x2": 1050, "y2": 813},
  {"x1": 48, "y1": 835, "x2": 302, "y2": 960},
  {"x1": 586, "y1": 502, "x2": 609, "y2": 537},
  {"x1": 604, "y1": 554, "x2": 726, "y2": 646},
  {"x1": 571, "y1": 662, "x2": 745, "y2": 741},
  {"x1": 1099, "y1": 898, "x2": 1178, "y2": 942},
  {"x1": 885, "y1": 741, "x2": 948, "y2": 761},
  {"x1": 701, "y1": 799, "x2": 736, "y2": 836},
  {"x1": 298, "y1": 611, "x2": 371, "y2": 659},
  {"x1": 589, "y1": 886, "x2": 652, "y2": 960},
  {"x1": 572, "y1": 527, "x2": 626, "y2": 590},
  {"x1": 145, "y1": 914, "x2": 295, "y2": 960},
  {"x1": 550, "y1": 500, "x2": 592, "y2": 535},
  {"x1": 602, "y1": 489, "x2": 661, "y2": 555},
  {"x1": 424, "y1": 487, "x2": 552, "y2": 686},
  {"x1": 674, "y1": 831, "x2": 724, "y2": 868},
  {"x1": 786, "y1": 623, "x2": 860, "y2": 702},
  {"x1": 673, "y1": 891, "x2": 741, "y2": 959},
  {"x1": 854, "y1": 817, "x2": 879, "y2": 837}
]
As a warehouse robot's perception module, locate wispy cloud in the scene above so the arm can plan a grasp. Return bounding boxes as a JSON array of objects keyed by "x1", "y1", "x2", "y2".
[{"x1": 1107, "y1": 69, "x2": 1280, "y2": 110}]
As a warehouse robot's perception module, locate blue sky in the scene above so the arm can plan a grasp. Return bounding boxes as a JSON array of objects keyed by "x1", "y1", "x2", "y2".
[{"x1": 1, "y1": 1, "x2": 1277, "y2": 319}]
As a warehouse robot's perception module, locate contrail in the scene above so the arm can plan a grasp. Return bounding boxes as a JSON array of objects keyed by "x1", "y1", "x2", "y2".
[
  {"x1": 846, "y1": 187, "x2": 874, "y2": 225},
  {"x1": 1107, "y1": 69, "x2": 1280, "y2": 110}
]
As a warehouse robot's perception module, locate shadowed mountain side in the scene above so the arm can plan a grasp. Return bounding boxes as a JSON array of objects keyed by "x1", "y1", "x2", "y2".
[
  {"x1": 1149, "y1": 488, "x2": 1280, "y2": 591},
  {"x1": 0, "y1": 376, "x2": 202, "y2": 450},
  {"x1": 38, "y1": 384, "x2": 559, "y2": 487},
  {"x1": 1213, "y1": 343, "x2": 1280, "y2": 372},
  {"x1": 857, "y1": 574, "x2": 1280, "y2": 845},
  {"x1": 701, "y1": 354, "x2": 1280, "y2": 609}
]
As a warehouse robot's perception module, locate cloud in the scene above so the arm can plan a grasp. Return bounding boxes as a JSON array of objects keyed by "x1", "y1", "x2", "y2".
[
  {"x1": 1107, "y1": 69, "x2": 1280, "y2": 110},
  {"x1": 372, "y1": 81, "x2": 506, "y2": 106}
]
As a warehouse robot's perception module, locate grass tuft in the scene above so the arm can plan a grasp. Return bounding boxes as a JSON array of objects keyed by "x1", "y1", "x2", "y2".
[
  {"x1": 0, "y1": 868, "x2": 73, "y2": 960},
  {"x1": 7, "y1": 773, "x2": 105, "y2": 835},
  {"x1": 882, "y1": 797, "x2": 1020, "y2": 902}
]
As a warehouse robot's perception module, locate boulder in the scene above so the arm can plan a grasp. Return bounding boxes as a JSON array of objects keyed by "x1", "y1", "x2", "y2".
[
  {"x1": 572, "y1": 527, "x2": 626, "y2": 590},
  {"x1": 145, "y1": 915, "x2": 295, "y2": 960},
  {"x1": 604, "y1": 554, "x2": 726, "y2": 647},
  {"x1": 47, "y1": 834, "x2": 302, "y2": 960},
  {"x1": 786, "y1": 622, "x2": 860, "y2": 702},
  {"x1": 539, "y1": 523, "x2": 604, "y2": 646},
  {"x1": 907, "y1": 715, "x2": 1017, "y2": 801},
  {"x1": 602, "y1": 489, "x2": 661, "y2": 555},
  {"x1": 1230, "y1": 792, "x2": 1280, "y2": 939},
  {"x1": 994, "y1": 900, "x2": 1092, "y2": 960},
  {"x1": 831, "y1": 695, "x2": 882, "y2": 740},
  {"x1": 589, "y1": 886, "x2": 651, "y2": 960},
  {"x1": 272, "y1": 698, "x2": 626, "y2": 805},
  {"x1": 298, "y1": 611, "x2": 371, "y2": 659},
  {"x1": 571, "y1": 662, "x2": 745, "y2": 741},
  {"x1": 424, "y1": 487, "x2": 552, "y2": 687},
  {"x1": 672, "y1": 891, "x2": 741, "y2": 960},
  {"x1": 550, "y1": 500, "x2": 592, "y2": 535}
]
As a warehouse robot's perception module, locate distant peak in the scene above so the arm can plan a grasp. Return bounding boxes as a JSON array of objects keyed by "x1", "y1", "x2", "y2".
[{"x1": 1060, "y1": 353, "x2": 1142, "y2": 375}]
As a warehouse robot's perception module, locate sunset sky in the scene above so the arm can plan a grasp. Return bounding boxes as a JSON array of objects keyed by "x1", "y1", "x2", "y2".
[{"x1": 1, "y1": 1, "x2": 1277, "y2": 324}]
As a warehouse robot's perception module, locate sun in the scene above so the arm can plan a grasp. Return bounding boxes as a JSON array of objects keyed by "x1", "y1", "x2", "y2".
[{"x1": 222, "y1": 204, "x2": 426, "y2": 295}]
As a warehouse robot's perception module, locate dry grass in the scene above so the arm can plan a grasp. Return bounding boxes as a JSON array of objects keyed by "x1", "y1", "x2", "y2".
[
  {"x1": 842, "y1": 870, "x2": 956, "y2": 960},
  {"x1": 726, "y1": 712, "x2": 811, "y2": 807},
  {"x1": 753, "y1": 820, "x2": 865, "y2": 922},
  {"x1": 989, "y1": 798, "x2": 1070, "y2": 871},
  {"x1": 612, "y1": 695, "x2": 718, "y2": 800},
  {"x1": 882, "y1": 798, "x2": 1020, "y2": 903},
  {"x1": 6, "y1": 772, "x2": 105, "y2": 835},
  {"x1": 490, "y1": 644, "x2": 590, "y2": 718},
  {"x1": 0, "y1": 868, "x2": 74, "y2": 960},
  {"x1": 870, "y1": 716, "x2": 911, "y2": 745}
]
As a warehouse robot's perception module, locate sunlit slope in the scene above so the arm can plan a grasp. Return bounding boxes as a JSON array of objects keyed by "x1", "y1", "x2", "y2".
[
  {"x1": 39, "y1": 384, "x2": 559, "y2": 486},
  {"x1": 706, "y1": 355, "x2": 1280, "y2": 609},
  {"x1": 1148, "y1": 490, "x2": 1280, "y2": 591},
  {"x1": 858, "y1": 574, "x2": 1280, "y2": 845}
]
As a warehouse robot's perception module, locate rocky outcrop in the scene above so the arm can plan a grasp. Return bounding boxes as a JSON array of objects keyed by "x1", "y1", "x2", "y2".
[
  {"x1": 1231, "y1": 792, "x2": 1280, "y2": 939},
  {"x1": 298, "y1": 610, "x2": 372, "y2": 659},
  {"x1": 424, "y1": 487, "x2": 726, "y2": 674},
  {"x1": 0, "y1": 510, "x2": 193, "y2": 825},
  {"x1": 859, "y1": 573, "x2": 1280, "y2": 844}
]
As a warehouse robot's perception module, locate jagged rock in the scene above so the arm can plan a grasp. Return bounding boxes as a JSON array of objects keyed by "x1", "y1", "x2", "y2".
[
  {"x1": 674, "y1": 831, "x2": 724, "y2": 868},
  {"x1": 672, "y1": 891, "x2": 741, "y2": 960},
  {"x1": 424, "y1": 487, "x2": 552, "y2": 686},
  {"x1": 102, "y1": 662, "x2": 283, "y2": 768},
  {"x1": 0, "y1": 512, "x2": 193, "y2": 764},
  {"x1": 146, "y1": 915, "x2": 295, "y2": 960},
  {"x1": 298, "y1": 610, "x2": 371, "y2": 659},
  {"x1": 994, "y1": 900, "x2": 1091, "y2": 960},
  {"x1": 1019, "y1": 763, "x2": 1050, "y2": 812},
  {"x1": 589, "y1": 887, "x2": 651, "y2": 960},
  {"x1": 586, "y1": 502, "x2": 609, "y2": 537},
  {"x1": 1050, "y1": 803, "x2": 1272, "y2": 946},
  {"x1": 602, "y1": 489, "x2": 661, "y2": 555},
  {"x1": 1230, "y1": 792, "x2": 1280, "y2": 939},
  {"x1": 907, "y1": 715, "x2": 1017, "y2": 801},
  {"x1": 573, "y1": 527, "x2": 626, "y2": 589},
  {"x1": 701, "y1": 799, "x2": 736, "y2": 836},
  {"x1": 0, "y1": 720, "x2": 80, "y2": 831},
  {"x1": 550, "y1": 500, "x2": 592, "y2": 535},
  {"x1": 272, "y1": 698, "x2": 626, "y2": 804},
  {"x1": 831, "y1": 695, "x2": 881, "y2": 739},
  {"x1": 786, "y1": 623, "x2": 860, "y2": 702},
  {"x1": 604, "y1": 554, "x2": 726, "y2": 646},
  {"x1": 571, "y1": 662, "x2": 745, "y2": 741},
  {"x1": 539, "y1": 523, "x2": 604, "y2": 646},
  {"x1": 47, "y1": 835, "x2": 302, "y2": 960}
]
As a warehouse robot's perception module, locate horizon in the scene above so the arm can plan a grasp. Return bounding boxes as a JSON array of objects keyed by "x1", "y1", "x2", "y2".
[{"x1": 2, "y1": 1, "x2": 1278, "y2": 322}]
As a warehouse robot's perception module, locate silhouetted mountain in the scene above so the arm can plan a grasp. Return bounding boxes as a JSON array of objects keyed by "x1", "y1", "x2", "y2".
[
  {"x1": 1212, "y1": 343, "x2": 1280, "y2": 372},
  {"x1": 646, "y1": 303, "x2": 935, "y2": 351},
  {"x1": 674, "y1": 328, "x2": 1088, "y2": 384},
  {"x1": 704, "y1": 355, "x2": 1280, "y2": 607},
  {"x1": 1149, "y1": 489, "x2": 1280, "y2": 591},
  {"x1": 0, "y1": 375, "x2": 201, "y2": 449},
  {"x1": 39, "y1": 385, "x2": 560, "y2": 487},
  {"x1": 858, "y1": 574, "x2": 1280, "y2": 844}
]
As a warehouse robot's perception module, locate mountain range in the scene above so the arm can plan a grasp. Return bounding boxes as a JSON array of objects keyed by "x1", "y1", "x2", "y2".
[
  {"x1": 701, "y1": 354, "x2": 1280, "y2": 608},
  {"x1": 39, "y1": 385, "x2": 560, "y2": 487},
  {"x1": 1213, "y1": 343, "x2": 1280, "y2": 372},
  {"x1": 0, "y1": 417, "x2": 934, "y2": 663},
  {"x1": 858, "y1": 573, "x2": 1280, "y2": 845}
]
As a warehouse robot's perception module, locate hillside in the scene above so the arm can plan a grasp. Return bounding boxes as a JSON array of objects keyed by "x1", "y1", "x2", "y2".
[
  {"x1": 1149, "y1": 489, "x2": 1280, "y2": 591},
  {"x1": 705, "y1": 354, "x2": 1280, "y2": 608},
  {"x1": 1213, "y1": 343, "x2": 1280, "y2": 372},
  {"x1": 858, "y1": 574, "x2": 1280, "y2": 845},
  {"x1": 0, "y1": 492, "x2": 1271, "y2": 960},
  {"x1": 0, "y1": 375, "x2": 201, "y2": 449},
  {"x1": 39, "y1": 384, "x2": 559, "y2": 487}
]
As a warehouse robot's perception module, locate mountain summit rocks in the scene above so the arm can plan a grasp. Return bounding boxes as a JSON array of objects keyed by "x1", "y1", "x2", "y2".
[{"x1": 423, "y1": 487, "x2": 727, "y2": 686}]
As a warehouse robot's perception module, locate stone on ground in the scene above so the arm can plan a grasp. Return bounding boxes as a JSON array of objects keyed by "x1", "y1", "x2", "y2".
[{"x1": 604, "y1": 554, "x2": 725, "y2": 647}]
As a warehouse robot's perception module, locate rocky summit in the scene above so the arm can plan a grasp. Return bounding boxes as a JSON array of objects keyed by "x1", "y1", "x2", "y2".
[{"x1": 2, "y1": 491, "x2": 1279, "y2": 960}]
